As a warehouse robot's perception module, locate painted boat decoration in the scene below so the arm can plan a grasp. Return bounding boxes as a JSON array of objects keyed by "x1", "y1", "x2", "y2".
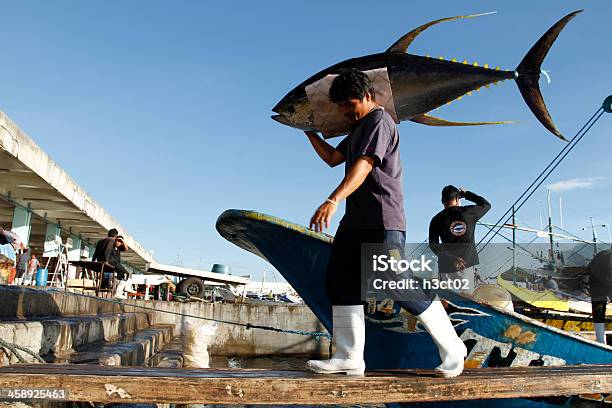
[
  {"x1": 272, "y1": 11, "x2": 582, "y2": 140},
  {"x1": 216, "y1": 209, "x2": 612, "y2": 407}
]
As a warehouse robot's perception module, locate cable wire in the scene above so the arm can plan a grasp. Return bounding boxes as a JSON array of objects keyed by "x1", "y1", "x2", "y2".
[{"x1": 478, "y1": 107, "x2": 605, "y2": 254}]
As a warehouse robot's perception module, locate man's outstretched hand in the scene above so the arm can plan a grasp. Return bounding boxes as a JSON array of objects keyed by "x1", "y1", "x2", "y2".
[{"x1": 309, "y1": 201, "x2": 337, "y2": 233}]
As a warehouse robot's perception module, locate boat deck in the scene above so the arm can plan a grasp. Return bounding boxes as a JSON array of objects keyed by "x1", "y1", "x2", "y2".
[{"x1": 0, "y1": 364, "x2": 610, "y2": 404}]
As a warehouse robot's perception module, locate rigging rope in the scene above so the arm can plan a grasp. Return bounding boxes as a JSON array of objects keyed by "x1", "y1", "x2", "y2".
[
  {"x1": 477, "y1": 107, "x2": 606, "y2": 254},
  {"x1": 0, "y1": 338, "x2": 46, "y2": 364}
]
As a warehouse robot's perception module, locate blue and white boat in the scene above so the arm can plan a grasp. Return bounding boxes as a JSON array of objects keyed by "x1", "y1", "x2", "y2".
[{"x1": 216, "y1": 209, "x2": 612, "y2": 407}]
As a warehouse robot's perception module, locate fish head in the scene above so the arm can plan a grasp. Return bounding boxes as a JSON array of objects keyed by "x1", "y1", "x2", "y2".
[
  {"x1": 272, "y1": 53, "x2": 389, "y2": 132},
  {"x1": 271, "y1": 90, "x2": 316, "y2": 131}
]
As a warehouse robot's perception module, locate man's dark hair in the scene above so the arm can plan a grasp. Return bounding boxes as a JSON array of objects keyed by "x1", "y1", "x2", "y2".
[
  {"x1": 108, "y1": 228, "x2": 119, "y2": 237},
  {"x1": 329, "y1": 69, "x2": 375, "y2": 104},
  {"x1": 441, "y1": 185, "x2": 461, "y2": 203}
]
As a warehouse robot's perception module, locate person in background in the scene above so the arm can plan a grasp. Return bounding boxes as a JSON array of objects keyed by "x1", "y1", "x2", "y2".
[
  {"x1": 543, "y1": 275, "x2": 559, "y2": 291},
  {"x1": 429, "y1": 186, "x2": 491, "y2": 295},
  {"x1": 0, "y1": 229, "x2": 23, "y2": 284},
  {"x1": 0, "y1": 229, "x2": 20, "y2": 285},
  {"x1": 92, "y1": 228, "x2": 119, "y2": 263},
  {"x1": 15, "y1": 248, "x2": 29, "y2": 285},
  {"x1": 585, "y1": 245, "x2": 612, "y2": 345},
  {"x1": 0, "y1": 229, "x2": 22, "y2": 263},
  {"x1": 25, "y1": 254, "x2": 40, "y2": 286},
  {"x1": 109, "y1": 235, "x2": 129, "y2": 279},
  {"x1": 110, "y1": 235, "x2": 134, "y2": 298},
  {"x1": 92, "y1": 228, "x2": 119, "y2": 289}
]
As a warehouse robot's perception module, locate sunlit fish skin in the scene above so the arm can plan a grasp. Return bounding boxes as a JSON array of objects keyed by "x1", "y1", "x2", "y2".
[{"x1": 272, "y1": 11, "x2": 582, "y2": 141}]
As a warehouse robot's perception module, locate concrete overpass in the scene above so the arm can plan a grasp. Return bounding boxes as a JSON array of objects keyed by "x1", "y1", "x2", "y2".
[
  {"x1": 0, "y1": 111, "x2": 154, "y2": 272},
  {"x1": 0, "y1": 111, "x2": 239, "y2": 286}
]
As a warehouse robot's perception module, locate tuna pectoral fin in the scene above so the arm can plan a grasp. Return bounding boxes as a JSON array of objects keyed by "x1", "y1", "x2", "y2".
[
  {"x1": 410, "y1": 114, "x2": 512, "y2": 127},
  {"x1": 515, "y1": 10, "x2": 582, "y2": 141},
  {"x1": 386, "y1": 12, "x2": 496, "y2": 54}
]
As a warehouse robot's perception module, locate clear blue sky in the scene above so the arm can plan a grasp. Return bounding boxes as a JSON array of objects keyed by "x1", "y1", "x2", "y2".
[{"x1": 1, "y1": 1, "x2": 611, "y2": 280}]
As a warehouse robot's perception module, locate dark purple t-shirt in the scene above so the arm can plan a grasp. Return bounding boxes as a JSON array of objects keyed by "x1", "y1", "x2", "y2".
[{"x1": 335, "y1": 107, "x2": 405, "y2": 231}]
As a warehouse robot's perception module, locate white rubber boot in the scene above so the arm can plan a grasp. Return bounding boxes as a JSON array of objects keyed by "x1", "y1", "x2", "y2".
[
  {"x1": 306, "y1": 305, "x2": 365, "y2": 376},
  {"x1": 417, "y1": 299, "x2": 467, "y2": 378},
  {"x1": 595, "y1": 323, "x2": 607, "y2": 345}
]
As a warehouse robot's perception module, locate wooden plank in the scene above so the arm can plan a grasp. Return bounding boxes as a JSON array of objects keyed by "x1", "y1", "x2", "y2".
[{"x1": 0, "y1": 364, "x2": 610, "y2": 405}]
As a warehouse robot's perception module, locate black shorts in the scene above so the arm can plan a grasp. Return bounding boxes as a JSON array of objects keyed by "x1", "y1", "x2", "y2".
[
  {"x1": 324, "y1": 225, "x2": 431, "y2": 315},
  {"x1": 325, "y1": 226, "x2": 383, "y2": 305}
]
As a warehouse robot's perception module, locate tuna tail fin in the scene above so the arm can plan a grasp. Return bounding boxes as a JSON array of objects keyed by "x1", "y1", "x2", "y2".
[{"x1": 515, "y1": 10, "x2": 582, "y2": 141}]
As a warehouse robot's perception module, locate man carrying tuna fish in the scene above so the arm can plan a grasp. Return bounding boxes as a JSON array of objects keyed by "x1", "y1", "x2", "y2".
[{"x1": 304, "y1": 69, "x2": 466, "y2": 377}]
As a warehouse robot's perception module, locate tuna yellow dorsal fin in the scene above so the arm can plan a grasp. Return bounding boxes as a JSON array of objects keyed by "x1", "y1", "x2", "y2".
[
  {"x1": 484, "y1": 63, "x2": 489, "y2": 69},
  {"x1": 473, "y1": 61, "x2": 479, "y2": 67},
  {"x1": 462, "y1": 59, "x2": 468, "y2": 65},
  {"x1": 451, "y1": 58, "x2": 457, "y2": 62},
  {"x1": 386, "y1": 12, "x2": 497, "y2": 54}
]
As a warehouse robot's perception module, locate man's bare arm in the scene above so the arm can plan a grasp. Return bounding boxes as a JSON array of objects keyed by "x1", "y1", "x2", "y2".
[
  {"x1": 305, "y1": 131, "x2": 345, "y2": 167},
  {"x1": 329, "y1": 156, "x2": 374, "y2": 202},
  {"x1": 310, "y1": 156, "x2": 375, "y2": 232}
]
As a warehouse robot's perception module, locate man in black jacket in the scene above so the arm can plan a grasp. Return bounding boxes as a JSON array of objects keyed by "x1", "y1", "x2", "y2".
[
  {"x1": 429, "y1": 186, "x2": 491, "y2": 294},
  {"x1": 92, "y1": 228, "x2": 119, "y2": 288},
  {"x1": 92, "y1": 228, "x2": 118, "y2": 264}
]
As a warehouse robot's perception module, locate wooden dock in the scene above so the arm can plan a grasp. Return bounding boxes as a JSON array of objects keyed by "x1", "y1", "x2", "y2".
[{"x1": 0, "y1": 364, "x2": 610, "y2": 404}]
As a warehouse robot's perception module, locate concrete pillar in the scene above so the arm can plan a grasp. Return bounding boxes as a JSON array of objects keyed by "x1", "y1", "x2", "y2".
[
  {"x1": 67, "y1": 235, "x2": 82, "y2": 280},
  {"x1": 43, "y1": 224, "x2": 62, "y2": 257},
  {"x1": 11, "y1": 206, "x2": 31, "y2": 247}
]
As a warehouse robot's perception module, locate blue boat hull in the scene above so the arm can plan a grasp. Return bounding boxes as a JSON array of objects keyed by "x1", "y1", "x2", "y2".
[{"x1": 216, "y1": 210, "x2": 612, "y2": 407}]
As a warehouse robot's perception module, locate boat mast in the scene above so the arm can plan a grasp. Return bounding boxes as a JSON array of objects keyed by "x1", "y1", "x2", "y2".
[
  {"x1": 512, "y1": 206, "x2": 517, "y2": 284},
  {"x1": 559, "y1": 196, "x2": 564, "y2": 230},
  {"x1": 590, "y1": 217, "x2": 599, "y2": 257},
  {"x1": 547, "y1": 191, "x2": 556, "y2": 273},
  {"x1": 582, "y1": 218, "x2": 607, "y2": 257}
]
